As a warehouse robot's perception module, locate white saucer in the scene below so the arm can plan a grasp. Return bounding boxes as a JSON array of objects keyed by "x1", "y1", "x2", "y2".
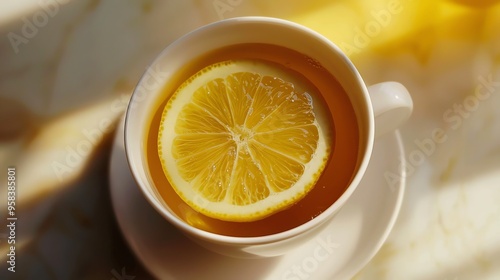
[{"x1": 109, "y1": 118, "x2": 406, "y2": 280}]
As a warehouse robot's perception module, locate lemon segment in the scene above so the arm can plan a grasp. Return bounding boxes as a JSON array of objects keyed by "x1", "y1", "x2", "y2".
[{"x1": 159, "y1": 59, "x2": 332, "y2": 222}]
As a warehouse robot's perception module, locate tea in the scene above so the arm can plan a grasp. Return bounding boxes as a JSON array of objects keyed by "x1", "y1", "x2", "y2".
[{"x1": 145, "y1": 43, "x2": 359, "y2": 237}]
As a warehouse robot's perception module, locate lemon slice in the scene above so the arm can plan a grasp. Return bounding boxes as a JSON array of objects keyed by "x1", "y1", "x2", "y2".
[{"x1": 158, "y1": 59, "x2": 332, "y2": 222}]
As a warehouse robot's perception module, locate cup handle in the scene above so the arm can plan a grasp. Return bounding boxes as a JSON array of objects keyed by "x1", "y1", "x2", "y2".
[{"x1": 367, "y1": 81, "x2": 413, "y2": 138}]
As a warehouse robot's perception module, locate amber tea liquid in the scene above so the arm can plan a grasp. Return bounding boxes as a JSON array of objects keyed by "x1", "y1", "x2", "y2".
[{"x1": 145, "y1": 43, "x2": 359, "y2": 237}]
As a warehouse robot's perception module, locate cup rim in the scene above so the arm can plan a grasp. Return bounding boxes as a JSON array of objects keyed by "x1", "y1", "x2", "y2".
[{"x1": 124, "y1": 16, "x2": 374, "y2": 246}]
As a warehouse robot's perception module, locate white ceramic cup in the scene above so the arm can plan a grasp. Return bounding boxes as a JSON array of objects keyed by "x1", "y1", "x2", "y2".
[{"x1": 124, "y1": 16, "x2": 413, "y2": 259}]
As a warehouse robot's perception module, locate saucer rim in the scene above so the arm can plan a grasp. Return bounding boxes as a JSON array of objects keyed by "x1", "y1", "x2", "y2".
[{"x1": 109, "y1": 118, "x2": 406, "y2": 279}]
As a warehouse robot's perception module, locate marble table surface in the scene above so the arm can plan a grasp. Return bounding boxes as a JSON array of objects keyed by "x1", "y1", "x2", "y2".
[{"x1": 0, "y1": 0, "x2": 499, "y2": 279}]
